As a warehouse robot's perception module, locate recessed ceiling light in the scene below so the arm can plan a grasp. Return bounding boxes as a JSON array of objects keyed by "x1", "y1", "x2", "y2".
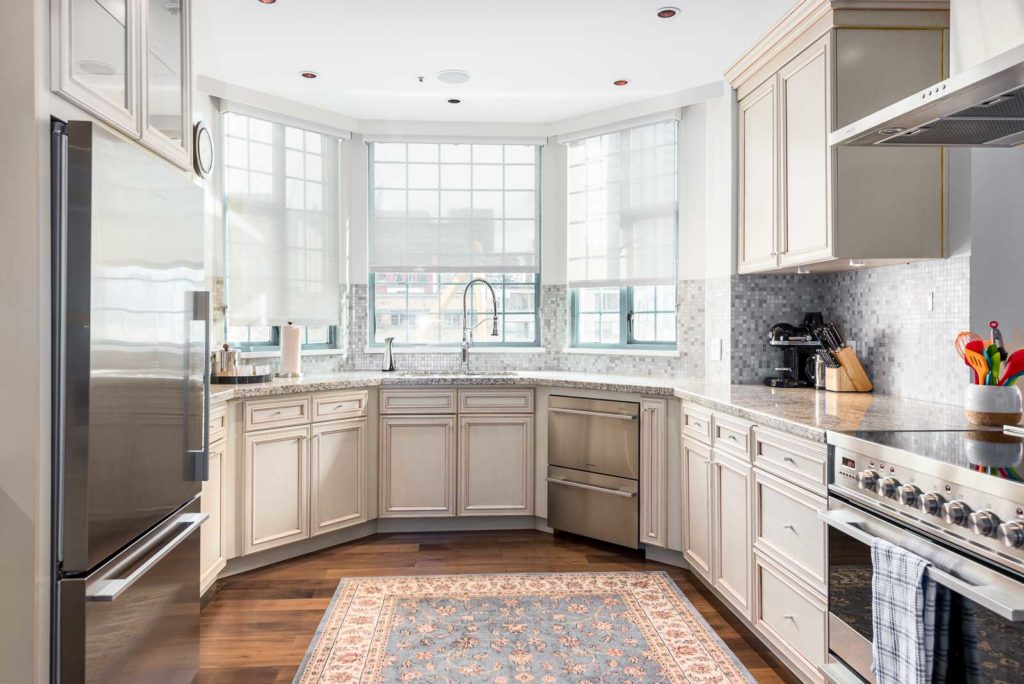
[
  {"x1": 447, "y1": 98, "x2": 461, "y2": 104},
  {"x1": 437, "y1": 69, "x2": 471, "y2": 84},
  {"x1": 258, "y1": 0, "x2": 276, "y2": 4},
  {"x1": 613, "y1": 79, "x2": 630, "y2": 86},
  {"x1": 657, "y1": 7, "x2": 679, "y2": 18},
  {"x1": 300, "y1": 71, "x2": 318, "y2": 79},
  {"x1": 76, "y1": 60, "x2": 117, "y2": 75}
]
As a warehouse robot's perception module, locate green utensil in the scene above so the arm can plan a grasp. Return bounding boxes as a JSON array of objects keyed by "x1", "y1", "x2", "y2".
[{"x1": 989, "y1": 344, "x2": 1002, "y2": 385}]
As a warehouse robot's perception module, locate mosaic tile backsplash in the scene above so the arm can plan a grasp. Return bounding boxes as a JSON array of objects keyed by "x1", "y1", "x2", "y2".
[{"x1": 224, "y1": 255, "x2": 970, "y2": 406}]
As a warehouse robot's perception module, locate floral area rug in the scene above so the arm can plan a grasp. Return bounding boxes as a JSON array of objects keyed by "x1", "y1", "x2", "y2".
[{"x1": 294, "y1": 572, "x2": 753, "y2": 683}]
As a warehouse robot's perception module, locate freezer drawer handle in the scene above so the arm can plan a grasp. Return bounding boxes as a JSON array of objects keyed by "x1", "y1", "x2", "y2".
[
  {"x1": 86, "y1": 512, "x2": 207, "y2": 602},
  {"x1": 819, "y1": 509, "x2": 1024, "y2": 621},
  {"x1": 548, "y1": 407, "x2": 637, "y2": 421},
  {"x1": 546, "y1": 477, "x2": 636, "y2": 498}
]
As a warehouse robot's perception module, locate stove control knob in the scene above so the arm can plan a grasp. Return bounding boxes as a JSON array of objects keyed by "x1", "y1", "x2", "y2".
[
  {"x1": 942, "y1": 500, "x2": 972, "y2": 526},
  {"x1": 999, "y1": 521, "x2": 1024, "y2": 548},
  {"x1": 968, "y1": 510, "x2": 1001, "y2": 537},
  {"x1": 878, "y1": 477, "x2": 901, "y2": 498},
  {"x1": 918, "y1": 492, "x2": 945, "y2": 515},
  {"x1": 857, "y1": 470, "x2": 880, "y2": 491},
  {"x1": 897, "y1": 484, "x2": 922, "y2": 507}
]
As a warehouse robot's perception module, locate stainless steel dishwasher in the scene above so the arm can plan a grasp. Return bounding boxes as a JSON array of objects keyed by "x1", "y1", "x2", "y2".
[{"x1": 547, "y1": 395, "x2": 640, "y2": 549}]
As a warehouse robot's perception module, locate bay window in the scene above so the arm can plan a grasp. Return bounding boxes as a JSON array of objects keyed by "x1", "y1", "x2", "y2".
[
  {"x1": 565, "y1": 118, "x2": 678, "y2": 349},
  {"x1": 368, "y1": 141, "x2": 541, "y2": 346}
]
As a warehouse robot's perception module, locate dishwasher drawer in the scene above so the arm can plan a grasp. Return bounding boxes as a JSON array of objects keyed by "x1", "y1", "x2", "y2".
[
  {"x1": 547, "y1": 466, "x2": 639, "y2": 549},
  {"x1": 547, "y1": 395, "x2": 640, "y2": 479}
]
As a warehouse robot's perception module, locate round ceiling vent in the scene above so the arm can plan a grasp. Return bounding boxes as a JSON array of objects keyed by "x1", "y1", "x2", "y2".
[{"x1": 437, "y1": 69, "x2": 471, "y2": 85}]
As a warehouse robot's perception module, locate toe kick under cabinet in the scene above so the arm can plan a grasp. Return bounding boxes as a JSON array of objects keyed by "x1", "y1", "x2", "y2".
[
  {"x1": 379, "y1": 388, "x2": 535, "y2": 519},
  {"x1": 682, "y1": 404, "x2": 829, "y2": 683},
  {"x1": 239, "y1": 391, "x2": 370, "y2": 555}
]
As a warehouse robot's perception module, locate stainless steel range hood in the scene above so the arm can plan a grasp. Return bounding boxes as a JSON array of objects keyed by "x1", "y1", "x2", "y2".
[{"x1": 830, "y1": 42, "x2": 1024, "y2": 147}]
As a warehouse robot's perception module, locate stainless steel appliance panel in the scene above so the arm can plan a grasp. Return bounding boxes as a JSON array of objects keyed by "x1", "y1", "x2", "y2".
[
  {"x1": 547, "y1": 466, "x2": 639, "y2": 549},
  {"x1": 823, "y1": 498, "x2": 1024, "y2": 683},
  {"x1": 57, "y1": 499, "x2": 204, "y2": 683},
  {"x1": 547, "y1": 395, "x2": 640, "y2": 479},
  {"x1": 58, "y1": 121, "x2": 206, "y2": 573}
]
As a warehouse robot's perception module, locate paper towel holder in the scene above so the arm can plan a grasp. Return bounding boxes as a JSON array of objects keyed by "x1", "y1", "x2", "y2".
[{"x1": 275, "y1": 321, "x2": 304, "y2": 379}]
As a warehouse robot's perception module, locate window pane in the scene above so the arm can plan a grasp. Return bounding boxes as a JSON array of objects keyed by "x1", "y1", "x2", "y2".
[
  {"x1": 305, "y1": 325, "x2": 329, "y2": 344},
  {"x1": 633, "y1": 313, "x2": 655, "y2": 342},
  {"x1": 656, "y1": 313, "x2": 676, "y2": 342}
]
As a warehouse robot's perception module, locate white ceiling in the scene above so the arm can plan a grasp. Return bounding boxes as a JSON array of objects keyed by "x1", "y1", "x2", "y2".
[{"x1": 194, "y1": 0, "x2": 796, "y2": 124}]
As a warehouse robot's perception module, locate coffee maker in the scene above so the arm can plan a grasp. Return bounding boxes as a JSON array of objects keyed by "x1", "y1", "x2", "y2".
[{"x1": 763, "y1": 313, "x2": 823, "y2": 388}]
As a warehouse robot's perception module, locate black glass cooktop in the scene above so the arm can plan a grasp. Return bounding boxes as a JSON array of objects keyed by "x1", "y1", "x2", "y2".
[{"x1": 839, "y1": 428, "x2": 1024, "y2": 482}]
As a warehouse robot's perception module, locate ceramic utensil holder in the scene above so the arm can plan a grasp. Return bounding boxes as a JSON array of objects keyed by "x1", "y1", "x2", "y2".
[{"x1": 964, "y1": 384, "x2": 1023, "y2": 426}]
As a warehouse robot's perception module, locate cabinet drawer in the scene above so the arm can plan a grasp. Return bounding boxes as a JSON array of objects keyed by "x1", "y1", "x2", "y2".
[
  {"x1": 753, "y1": 427, "x2": 827, "y2": 495},
  {"x1": 313, "y1": 390, "x2": 369, "y2": 422},
  {"x1": 458, "y1": 388, "x2": 534, "y2": 414},
  {"x1": 682, "y1": 404, "x2": 712, "y2": 444},
  {"x1": 712, "y1": 414, "x2": 752, "y2": 460},
  {"x1": 754, "y1": 469, "x2": 827, "y2": 593},
  {"x1": 380, "y1": 389, "x2": 457, "y2": 414},
  {"x1": 755, "y1": 552, "x2": 827, "y2": 683},
  {"x1": 208, "y1": 403, "x2": 228, "y2": 444},
  {"x1": 244, "y1": 396, "x2": 311, "y2": 432}
]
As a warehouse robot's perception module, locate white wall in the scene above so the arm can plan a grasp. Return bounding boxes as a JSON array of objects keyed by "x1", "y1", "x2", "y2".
[{"x1": 0, "y1": 0, "x2": 50, "y2": 680}]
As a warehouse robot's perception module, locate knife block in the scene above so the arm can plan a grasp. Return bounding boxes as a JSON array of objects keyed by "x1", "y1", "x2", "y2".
[{"x1": 826, "y1": 347, "x2": 873, "y2": 392}]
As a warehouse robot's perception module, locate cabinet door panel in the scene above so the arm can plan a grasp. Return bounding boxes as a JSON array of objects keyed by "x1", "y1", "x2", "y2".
[
  {"x1": 738, "y1": 79, "x2": 779, "y2": 273},
  {"x1": 380, "y1": 416, "x2": 456, "y2": 517},
  {"x1": 682, "y1": 439, "x2": 713, "y2": 580},
  {"x1": 200, "y1": 439, "x2": 225, "y2": 592},
  {"x1": 713, "y1": 450, "x2": 753, "y2": 619},
  {"x1": 459, "y1": 416, "x2": 533, "y2": 516},
  {"x1": 311, "y1": 419, "x2": 367, "y2": 535},
  {"x1": 141, "y1": 0, "x2": 190, "y2": 167},
  {"x1": 640, "y1": 398, "x2": 667, "y2": 547},
  {"x1": 243, "y1": 426, "x2": 309, "y2": 553},
  {"x1": 780, "y1": 37, "x2": 832, "y2": 267}
]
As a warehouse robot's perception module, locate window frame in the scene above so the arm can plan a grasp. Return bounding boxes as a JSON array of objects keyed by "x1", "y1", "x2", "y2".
[
  {"x1": 227, "y1": 325, "x2": 339, "y2": 352},
  {"x1": 569, "y1": 285, "x2": 677, "y2": 350},
  {"x1": 369, "y1": 271, "x2": 542, "y2": 348}
]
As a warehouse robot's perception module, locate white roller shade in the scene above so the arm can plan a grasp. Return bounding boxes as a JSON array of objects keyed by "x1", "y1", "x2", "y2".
[
  {"x1": 224, "y1": 111, "x2": 341, "y2": 326},
  {"x1": 368, "y1": 141, "x2": 540, "y2": 273},
  {"x1": 565, "y1": 119, "x2": 678, "y2": 288}
]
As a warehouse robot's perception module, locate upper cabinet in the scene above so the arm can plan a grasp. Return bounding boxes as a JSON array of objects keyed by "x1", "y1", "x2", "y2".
[
  {"x1": 53, "y1": 0, "x2": 193, "y2": 171},
  {"x1": 728, "y1": 0, "x2": 949, "y2": 274}
]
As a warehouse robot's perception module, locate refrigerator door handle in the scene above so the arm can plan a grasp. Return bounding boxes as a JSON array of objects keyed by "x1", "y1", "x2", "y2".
[
  {"x1": 187, "y1": 290, "x2": 211, "y2": 480},
  {"x1": 86, "y1": 512, "x2": 207, "y2": 602}
]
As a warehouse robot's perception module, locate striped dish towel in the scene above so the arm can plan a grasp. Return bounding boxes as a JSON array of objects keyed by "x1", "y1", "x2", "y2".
[{"x1": 870, "y1": 538, "x2": 937, "y2": 684}]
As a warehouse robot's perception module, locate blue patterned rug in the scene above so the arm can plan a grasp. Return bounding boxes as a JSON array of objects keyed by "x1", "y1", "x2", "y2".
[{"x1": 295, "y1": 572, "x2": 754, "y2": 683}]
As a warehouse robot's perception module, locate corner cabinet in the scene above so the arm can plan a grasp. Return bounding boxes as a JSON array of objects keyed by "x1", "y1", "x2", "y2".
[
  {"x1": 730, "y1": 2, "x2": 948, "y2": 274},
  {"x1": 53, "y1": 0, "x2": 193, "y2": 171}
]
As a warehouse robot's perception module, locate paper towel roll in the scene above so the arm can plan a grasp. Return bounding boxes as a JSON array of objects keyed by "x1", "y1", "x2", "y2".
[{"x1": 280, "y1": 322, "x2": 302, "y2": 376}]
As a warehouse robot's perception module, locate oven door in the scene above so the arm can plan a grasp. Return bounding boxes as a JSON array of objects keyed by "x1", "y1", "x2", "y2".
[{"x1": 821, "y1": 497, "x2": 1024, "y2": 684}]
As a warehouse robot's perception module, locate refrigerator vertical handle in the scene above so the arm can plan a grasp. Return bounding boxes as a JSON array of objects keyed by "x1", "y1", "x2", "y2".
[{"x1": 188, "y1": 290, "x2": 211, "y2": 481}]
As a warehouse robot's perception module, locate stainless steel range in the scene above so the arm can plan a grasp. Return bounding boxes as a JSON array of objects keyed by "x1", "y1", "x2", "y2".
[{"x1": 823, "y1": 429, "x2": 1024, "y2": 684}]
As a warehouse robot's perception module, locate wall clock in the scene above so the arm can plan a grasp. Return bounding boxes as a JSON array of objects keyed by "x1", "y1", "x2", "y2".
[{"x1": 193, "y1": 122, "x2": 214, "y2": 178}]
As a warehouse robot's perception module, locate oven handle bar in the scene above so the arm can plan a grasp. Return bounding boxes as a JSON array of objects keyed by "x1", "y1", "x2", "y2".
[
  {"x1": 546, "y1": 477, "x2": 637, "y2": 498},
  {"x1": 548, "y1": 407, "x2": 637, "y2": 421},
  {"x1": 820, "y1": 509, "x2": 1024, "y2": 622}
]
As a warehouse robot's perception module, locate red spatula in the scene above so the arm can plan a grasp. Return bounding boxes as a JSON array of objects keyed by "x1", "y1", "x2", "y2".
[{"x1": 1000, "y1": 349, "x2": 1024, "y2": 386}]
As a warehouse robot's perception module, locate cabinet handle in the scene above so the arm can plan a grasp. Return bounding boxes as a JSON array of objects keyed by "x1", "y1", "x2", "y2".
[
  {"x1": 271, "y1": 410, "x2": 282, "y2": 417},
  {"x1": 783, "y1": 523, "x2": 796, "y2": 531},
  {"x1": 727, "y1": 434, "x2": 738, "y2": 442},
  {"x1": 783, "y1": 613, "x2": 796, "y2": 621},
  {"x1": 782, "y1": 456, "x2": 796, "y2": 463}
]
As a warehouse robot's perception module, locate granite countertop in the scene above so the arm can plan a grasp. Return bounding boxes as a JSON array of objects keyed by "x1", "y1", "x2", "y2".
[{"x1": 209, "y1": 371, "x2": 970, "y2": 442}]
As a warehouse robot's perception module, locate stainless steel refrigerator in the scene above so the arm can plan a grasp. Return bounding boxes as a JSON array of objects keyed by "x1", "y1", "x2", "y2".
[{"x1": 51, "y1": 120, "x2": 210, "y2": 683}]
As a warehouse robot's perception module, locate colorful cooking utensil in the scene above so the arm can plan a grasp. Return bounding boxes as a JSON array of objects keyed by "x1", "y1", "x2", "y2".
[
  {"x1": 965, "y1": 348, "x2": 990, "y2": 386},
  {"x1": 956, "y1": 331, "x2": 983, "y2": 360},
  {"x1": 1000, "y1": 349, "x2": 1024, "y2": 386},
  {"x1": 988, "y1": 344, "x2": 1002, "y2": 385},
  {"x1": 990, "y1": 320, "x2": 1008, "y2": 357}
]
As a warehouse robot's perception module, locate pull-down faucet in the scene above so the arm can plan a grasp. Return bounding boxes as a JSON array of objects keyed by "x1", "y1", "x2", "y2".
[{"x1": 461, "y1": 278, "x2": 499, "y2": 370}]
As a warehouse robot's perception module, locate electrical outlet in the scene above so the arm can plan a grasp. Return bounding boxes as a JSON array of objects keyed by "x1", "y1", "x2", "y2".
[
  {"x1": 927, "y1": 291, "x2": 935, "y2": 311},
  {"x1": 711, "y1": 338, "x2": 723, "y2": 361}
]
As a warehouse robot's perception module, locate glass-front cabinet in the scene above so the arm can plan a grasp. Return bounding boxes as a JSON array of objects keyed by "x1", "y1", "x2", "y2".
[{"x1": 54, "y1": 0, "x2": 192, "y2": 171}]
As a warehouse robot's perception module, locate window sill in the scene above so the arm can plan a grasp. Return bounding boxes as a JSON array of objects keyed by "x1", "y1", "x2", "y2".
[
  {"x1": 240, "y1": 348, "x2": 344, "y2": 359},
  {"x1": 562, "y1": 347, "x2": 679, "y2": 358},
  {"x1": 363, "y1": 346, "x2": 547, "y2": 355}
]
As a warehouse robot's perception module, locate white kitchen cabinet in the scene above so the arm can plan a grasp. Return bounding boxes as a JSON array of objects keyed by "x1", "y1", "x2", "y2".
[
  {"x1": 738, "y1": 78, "x2": 779, "y2": 273},
  {"x1": 200, "y1": 438, "x2": 225, "y2": 594},
  {"x1": 712, "y1": 449, "x2": 753, "y2": 619},
  {"x1": 53, "y1": 0, "x2": 193, "y2": 170},
  {"x1": 778, "y1": 35, "x2": 832, "y2": 268},
  {"x1": 729, "y1": 4, "x2": 947, "y2": 274},
  {"x1": 243, "y1": 425, "x2": 309, "y2": 554},
  {"x1": 310, "y1": 418, "x2": 368, "y2": 536},
  {"x1": 458, "y1": 415, "x2": 533, "y2": 516},
  {"x1": 681, "y1": 438, "x2": 713, "y2": 581},
  {"x1": 640, "y1": 398, "x2": 668, "y2": 548},
  {"x1": 380, "y1": 416, "x2": 457, "y2": 517}
]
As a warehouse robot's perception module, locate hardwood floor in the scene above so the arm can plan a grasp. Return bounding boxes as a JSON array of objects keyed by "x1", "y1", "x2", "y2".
[{"x1": 198, "y1": 530, "x2": 799, "y2": 683}]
